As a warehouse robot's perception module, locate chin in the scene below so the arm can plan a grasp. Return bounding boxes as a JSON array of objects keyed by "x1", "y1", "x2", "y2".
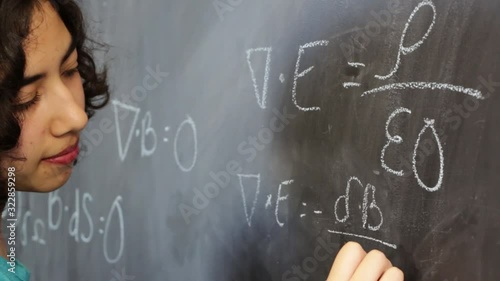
[
  {"x1": 38, "y1": 182, "x2": 68, "y2": 193},
  {"x1": 19, "y1": 172, "x2": 72, "y2": 193},
  {"x1": 42, "y1": 175, "x2": 72, "y2": 192}
]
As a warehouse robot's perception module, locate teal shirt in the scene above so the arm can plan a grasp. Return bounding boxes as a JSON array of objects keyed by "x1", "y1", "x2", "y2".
[{"x1": 0, "y1": 257, "x2": 30, "y2": 281}]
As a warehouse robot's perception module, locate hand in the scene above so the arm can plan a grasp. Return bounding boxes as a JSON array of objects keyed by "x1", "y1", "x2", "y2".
[{"x1": 326, "y1": 241, "x2": 404, "y2": 281}]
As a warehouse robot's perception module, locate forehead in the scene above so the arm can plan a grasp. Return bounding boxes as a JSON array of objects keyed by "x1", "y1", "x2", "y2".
[{"x1": 24, "y1": 1, "x2": 72, "y2": 71}]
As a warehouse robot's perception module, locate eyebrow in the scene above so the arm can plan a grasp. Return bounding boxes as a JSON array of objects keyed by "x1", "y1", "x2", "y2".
[{"x1": 20, "y1": 36, "x2": 76, "y2": 87}]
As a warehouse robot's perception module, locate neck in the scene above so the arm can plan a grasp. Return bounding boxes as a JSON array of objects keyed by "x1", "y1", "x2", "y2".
[{"x1": 0, "y1": 219, "x2": 8, "y2": 259}]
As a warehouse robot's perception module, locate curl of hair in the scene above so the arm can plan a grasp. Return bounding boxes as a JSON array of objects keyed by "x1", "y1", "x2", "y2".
[{"x1": 0, "y1": 0, "x2": 110, "y2": 212}]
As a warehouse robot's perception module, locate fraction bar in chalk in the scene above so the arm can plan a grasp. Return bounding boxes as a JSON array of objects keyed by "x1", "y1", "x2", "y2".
[
  {"x1": 348, "y1": 62, "x2": 366, "y2": 68},
  {"x1": 327, "y1": 230, "x2": 397, "y2": 249},
  {"x1": 343, "y1": 82, "x2": 361, "y2": 89},
  {"x1": 362, "y1": 82, "x2": 484, "y2": 100}
]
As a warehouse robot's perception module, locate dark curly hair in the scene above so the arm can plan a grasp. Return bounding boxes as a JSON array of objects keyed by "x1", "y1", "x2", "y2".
[{"x1": 0, "y1": 0, "x2": 110, "y2": 211}]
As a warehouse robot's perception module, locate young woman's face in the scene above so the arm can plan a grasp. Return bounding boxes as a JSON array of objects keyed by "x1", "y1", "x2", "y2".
[{"x1": 2, "y1": 1, "x2": 88, "y2": 192}]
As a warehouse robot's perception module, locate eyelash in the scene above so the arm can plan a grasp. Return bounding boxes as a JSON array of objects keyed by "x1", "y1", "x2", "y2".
[
  {"x1": 15, "y1": 92, "x2": 41, "y2": 112},
  {"x1": 63, "y1": 67, "x2": 80, "y2": 78},
  {"x1": 16, "y1": 67, "x2": 80, "y2": 111}
]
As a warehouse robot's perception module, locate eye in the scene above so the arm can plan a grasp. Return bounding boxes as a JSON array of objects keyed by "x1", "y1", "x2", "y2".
[
  {"x1": 62, "y1": 66, "x2": 79, "y2": 78},
  {"x1": 15, "y1": 91, "x2": 41, "y2": 111}
]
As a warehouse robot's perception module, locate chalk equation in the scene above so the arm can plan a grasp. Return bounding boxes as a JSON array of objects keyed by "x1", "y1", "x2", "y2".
[
  {"x1": 246, "y1": 40, "x2": 329, "y2": 112},
  {"x1": 236, "y1": 172, "x2": 397, "y2": 249},
  {"x1": 382, "y1": 107, "x2": 445, "y2": 192},
  {"x1": 240, "y1": 0, "x2": 488, "y2": 249},
  {"x1": 245, "y1": 0, "x2": 484, "y2": 113},
  {"x1": 112, "y1": 100, "x2": 198, "y2": 173},
  {"x1": 334, "y1": 176, "x2": 383, "y2": 232},
  {"x1": 5, "y1": 190, "x2": 125, "y2": 264},
  {"x1": 237, "y1": 174, "x2": 294, "y2": 228}
]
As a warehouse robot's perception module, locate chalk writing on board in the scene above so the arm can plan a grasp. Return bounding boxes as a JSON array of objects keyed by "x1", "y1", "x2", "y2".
[
  {"x1": 292, "y1": 40, "x2": 329, "y2": 111},
  {"x1": 246, "y1": 47, "x2": 272, "y2": 109},
  {"x1": 328, "y1": 230, "x2": 397, "y2": 249},
  {"x1": 298, "y1": 204, "x2": 324, "y2": 218},
  {"x1": 231, "y1": 0, "x2": 489, "y2": 257},
  {"x1": 245, "y1": 0, "x2": 483, "y2": 118},
  {"x1": 235, "y1": 175, "x2": 333, "y2": 228},
  {"x1": 279, "y1": 73, "x2": 286, "y2": 83},
  {"x1": 247, "y1": 41, "x2": 331, "y2": 111},
  {"x1": 17, "y1": 190, "x2": 125, "y2": 264},
  {"x1": 379, "y1": 109, "x2": 445, "y2": 192},
  {"x1": 31, "y1": 217, "x2": 46, "y2": 245},
  {"x1": 381, "y1": 107, "x2": 412, "y2": 176},
  {"x1": 238, "y1": 174, "x2": 261, "y2": 227},
  {"x1": 343, "y1": 62, "x2": 365, "y2": 88},
  {"x1": 363, "y1": 184, "x2": 383, "y2": 231},
  {"x1": 103, "y1": 196, "x2": 125, "y2": 264},
  {"x1": 231, "y1": 172, "x2": 386, "y2": 230},
  {"x1": 335, "y1": 176, "x2": 360, "y2": 223},
  {"x1": 112, "y1": 100, "x2": 198, "y2": 173},
  {"x1": 265, "y1": 194, "x2": 272, "y2": 209},
  {"x1": 374, "y1": 0, "x2": 436, "y2": 80},
  {"x1": 244, "y1": 0, "x2": 475, "y2": 113},
  {"x1": 347, "y1": 62, "x2": 366, "y2": 68},
  {"x1": 275, "y1": 179, "x2": 293, "y2": 227},
  {"x1": 163, "y1": 126, "x2": 170, "y2": 142},
  {"x1": 343, "y1": 82, "x2": 362, "y2": 89},
  {"x1": 412, "y1": 118, "x2": 444, "y2": 192},
  {"x1": 140, "y1": 111, "x2": 157, "y2": 157},
  {"x1": 338, "y1": 0, "x2": 483, "y2": 100},
  {"x1": 174, "y1": 115, "x2": 198, "y2": 172},
  {"x1": 112, "y1": 100, "x2": 140, "y2": 161},
  {"x1": 334, "y1": 176, "x2": 384, "y2": 231},
  {"x1": 362, "y1": 82, "x2": 485, "y2": 100}
]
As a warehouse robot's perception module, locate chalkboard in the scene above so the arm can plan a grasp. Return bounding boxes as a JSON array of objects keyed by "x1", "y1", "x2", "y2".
[{"x1": 5, "y1": 0, "x2": 500, "y2": 280}]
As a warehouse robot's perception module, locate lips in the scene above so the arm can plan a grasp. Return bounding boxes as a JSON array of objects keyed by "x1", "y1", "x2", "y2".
[{"x1": 43, "y1": 142, "x2": 79, "y2": 165}]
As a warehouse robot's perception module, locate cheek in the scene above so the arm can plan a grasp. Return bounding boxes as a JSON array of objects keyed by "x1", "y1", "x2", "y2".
[
  {"x1": 17, "y1": 117, "x2": 42, "y2": 156},
  {"x1": 15, "y1": 118, "x2": 46, "y2": 165},
  {"x1": 13, "y1": 107, "x2": 47, "y2": 165}
]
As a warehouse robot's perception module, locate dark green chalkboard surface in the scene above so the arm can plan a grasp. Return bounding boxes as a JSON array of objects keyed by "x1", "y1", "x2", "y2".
[{"x1": 7, "y1": 0, "x2": 500, "y2": 280}]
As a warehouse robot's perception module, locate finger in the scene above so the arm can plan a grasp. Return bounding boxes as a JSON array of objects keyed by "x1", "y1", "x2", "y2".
[
  {"x1": 326, "y1": 241, "x2": 366, "y2": 281},
  {"x1": 379, "y1": 267, "x2": 404, "y2": 281},
  {"x1": 350, "y1": 249, "x2": 392, "y2": 281}
]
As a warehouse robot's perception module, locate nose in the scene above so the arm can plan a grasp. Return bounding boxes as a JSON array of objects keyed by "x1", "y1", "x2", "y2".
[{"x1": 48, "y1": 77, "x2": 88, "y2": 137}]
